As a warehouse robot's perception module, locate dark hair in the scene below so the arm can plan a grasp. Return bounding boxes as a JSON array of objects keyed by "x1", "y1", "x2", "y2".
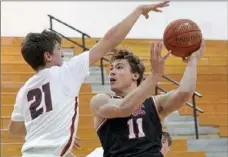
[
  {"x1": 21, "y1": 30, "x2": 62, "y2": 71},
  {"x1": 162, "y1": 132, "x2": 172, "y2": 146},
  {"x1": 110, "y1": 48, "x2": 145, "y2": 86}
]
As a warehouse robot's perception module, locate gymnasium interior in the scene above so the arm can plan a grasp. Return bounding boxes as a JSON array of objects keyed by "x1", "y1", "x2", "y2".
[{"x1": 1, "y1": 1, "x2": 227, "y2": 157}]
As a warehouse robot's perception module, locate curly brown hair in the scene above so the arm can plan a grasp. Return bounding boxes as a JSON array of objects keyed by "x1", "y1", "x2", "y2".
[{"x1": 110, "y1": 48, "x2": 145, "y2": 86}]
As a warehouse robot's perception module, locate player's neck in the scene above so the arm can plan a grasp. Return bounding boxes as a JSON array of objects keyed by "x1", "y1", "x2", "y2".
[
  {"x1": 36, "y1": 64, "x2": 53, "y2": 73},
  {"x1": 115, "y1": 84, "x2": 137, "y2": 98}
]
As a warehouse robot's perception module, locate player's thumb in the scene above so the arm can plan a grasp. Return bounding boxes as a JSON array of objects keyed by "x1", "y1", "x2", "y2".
[
  {"x1": 162, "y1": 50, "x2": 171, "y2": 60},
  {"x1": 144, "y1": 13, "x2": 149, "y2": 19}
]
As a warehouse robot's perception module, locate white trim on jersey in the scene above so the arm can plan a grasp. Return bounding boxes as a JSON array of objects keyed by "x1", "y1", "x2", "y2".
[{"x1": 96, "y1": 119, "x2": 107, "y2": 132}]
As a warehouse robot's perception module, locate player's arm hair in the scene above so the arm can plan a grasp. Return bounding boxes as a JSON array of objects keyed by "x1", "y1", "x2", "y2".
[
  {"x1": 88, "y1": 7, "x2": 143, "y2": 65},
  {"x1": 154, "y1": 59, "x2": 198, "y2": 118},
  {"x1": 90, "y1": 74, "x2": 160, "y2": 118},
  {"x1": 8, "y1": 121, "x2": 26, "y2": 136}
]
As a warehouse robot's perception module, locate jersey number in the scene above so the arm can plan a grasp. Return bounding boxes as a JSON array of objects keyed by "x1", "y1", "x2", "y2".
[
  {"x1": 27, "y1": 83, "x2": 53, "y2": 120},
  {"x1": 127, "y1": 118, "x2": 145, "y2": 139}
]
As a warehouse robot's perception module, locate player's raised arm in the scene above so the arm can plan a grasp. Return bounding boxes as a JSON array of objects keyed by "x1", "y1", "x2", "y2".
[
  {"x1": 90, "y1": 43, "x2": 170, "y2": 118},
  {"x1": 59, "y1": 1, "x2": 169, "y2": 97},
  {"x1": 88, "y1": 1, "x2": 170, "y2": 65},
  {"x1": 154, "y1": 41, "x2": 204, "y2": 119}
]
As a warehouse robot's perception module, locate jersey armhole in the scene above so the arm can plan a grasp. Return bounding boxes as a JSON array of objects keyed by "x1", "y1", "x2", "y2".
[
  {"x1": 95, "y1": 93, "x2": 111, "y2": 132},
  {"x1": 151, "y1": 96, "x2": 162, "y2": 122}
]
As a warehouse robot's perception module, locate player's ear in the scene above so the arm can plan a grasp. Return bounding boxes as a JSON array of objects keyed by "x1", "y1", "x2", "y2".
[
  {"x1": 44, "y1": 52, "x2": 52, "y2": 62},
  {"x1": 132, "y1": 73, "x2": 139, "y2": 81}
]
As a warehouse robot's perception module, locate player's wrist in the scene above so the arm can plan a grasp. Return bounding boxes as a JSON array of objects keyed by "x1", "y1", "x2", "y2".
[
  {"x1": 149, "y1": 72, "x2": 162, "y2": 81},
  {"x1": 136, "y1": 5, "x2": 144, "y2": 14},
  {"x1": 187, "y1": 57, "x2": 198, "y2": 66}
]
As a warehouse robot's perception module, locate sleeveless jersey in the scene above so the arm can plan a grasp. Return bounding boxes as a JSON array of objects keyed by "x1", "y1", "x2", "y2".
[{"x1": 97, "y1": 96, "x2": 163, "y2": 157}]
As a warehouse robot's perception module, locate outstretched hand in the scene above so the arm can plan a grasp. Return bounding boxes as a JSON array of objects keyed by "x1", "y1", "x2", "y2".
[
  {"x1": 139, "y1": 1, "x2": 170, "y2": 19},
  {"x1": 182, "y1": 40, "x2": 204, "y2": 63},
  {"x1": 150, "y1": 42, "x2": 171, "y2": 77}
]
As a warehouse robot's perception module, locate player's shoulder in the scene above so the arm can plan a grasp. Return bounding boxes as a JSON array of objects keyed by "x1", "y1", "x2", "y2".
[
  {"x1": 90, "y1": 93, "x2": 111, "y2": 103},
  {"x1": 91, "y1": 92, "x2": 120, "y2": 101},
  {"x1": 15, "y1": 83, "x2": 28, "y2": 101},
  {"x1": 90, "y1": 93, "x2": 113, "y2": 108}
]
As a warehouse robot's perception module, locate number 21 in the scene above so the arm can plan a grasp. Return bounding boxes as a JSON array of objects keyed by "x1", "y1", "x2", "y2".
[
  {"x1": 127, "y1": 118, "x2": 145, "y2": 139},
  {"x1": 27, "y1": 83, "x2": 53, "y2": 120}
]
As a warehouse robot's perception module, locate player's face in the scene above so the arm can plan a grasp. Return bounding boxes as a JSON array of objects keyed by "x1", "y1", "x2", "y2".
[
  {"x1": 161, "y1": 136, "x2": 170, "y2": 156},
  {"x1": 109, "y1": 59, "x2": 136, "y2": 93},
  {"x1": 51, "y1": 43, "x2": 63, "y2": 66},
  {"x1": 44, "y1": 43, "x2": 63, "y2": 67}
]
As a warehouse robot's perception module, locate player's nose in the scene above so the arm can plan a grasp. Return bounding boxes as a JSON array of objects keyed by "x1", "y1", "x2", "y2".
[{"x1": 109, "y1": 69, "x2": 117, "y2": 76}]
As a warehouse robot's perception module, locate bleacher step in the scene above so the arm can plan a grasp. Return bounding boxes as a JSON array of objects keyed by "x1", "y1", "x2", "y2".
[
  {"x1": 188, "y1": 138, "x2": 228, "y2": 152},
  {"x1": 206, "y1": 152, "x2": 228, "y2": 157}
]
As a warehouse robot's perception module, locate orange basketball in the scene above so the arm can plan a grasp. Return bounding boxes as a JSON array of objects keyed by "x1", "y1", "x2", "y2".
[{"x1": 163, "y1": 19, "x2": 202, "y2": 58}]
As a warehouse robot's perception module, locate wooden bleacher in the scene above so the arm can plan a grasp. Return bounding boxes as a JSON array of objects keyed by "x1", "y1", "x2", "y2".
[{"x1": 1, "y1": 37, "x2": 227, "y2": 156}]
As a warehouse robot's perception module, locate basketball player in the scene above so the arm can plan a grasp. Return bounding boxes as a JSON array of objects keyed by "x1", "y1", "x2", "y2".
[
  {"x1": 8, "y1": 1, "x2": 170, "y2": 157},
  {"x1": 90, "y1": 41, "x2": 204, "y2": 157},
  {"x1": 161, "y1": 132, "x2": 172, "y2": 157},
  {"x1": 86, "y1": 131, "x2": 172, "y2": 157}
]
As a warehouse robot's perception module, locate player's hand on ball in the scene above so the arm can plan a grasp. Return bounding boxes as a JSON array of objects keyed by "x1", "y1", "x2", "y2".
[
  {"x1": 150, "y1": 42, "x2": 171, "y2": 77},
  {"x1": 138, "y1": 0, "x2": 170, "y2": 19},
  {"x1": 182, "y1": 40, "x2": 204, "y2": 63}
]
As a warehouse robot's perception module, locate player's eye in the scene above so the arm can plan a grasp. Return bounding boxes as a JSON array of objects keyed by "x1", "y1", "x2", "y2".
[{"x1": 117, "y1": 66, "x2": 122, "y2": 69}]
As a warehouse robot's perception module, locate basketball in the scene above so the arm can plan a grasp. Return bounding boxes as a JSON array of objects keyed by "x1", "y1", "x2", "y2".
[{"x1": 163, "y1": 19, "x2": 202, "y2": 58}]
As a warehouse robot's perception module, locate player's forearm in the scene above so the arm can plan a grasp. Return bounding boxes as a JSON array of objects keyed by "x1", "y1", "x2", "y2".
[
  {"x1": 89, "y1": 7, "x2": 143, "y2": 65},
  {"x1": 103, "y1": 7, "x2": 142, "y2": 48},
  {"x1": 119, "y1": 74, "x2": 160, "y2": 114},
  {"x1": 8, "y1": 122, "x2": 26, "y2": 136},
  {"x1": 177, "y1": 58, "x2": 198, "y2": 98}
]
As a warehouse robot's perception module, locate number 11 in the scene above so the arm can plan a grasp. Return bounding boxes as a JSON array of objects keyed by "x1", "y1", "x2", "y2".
[{"x1": 127, "y1": 118, "x2": 145, "y2": 139}]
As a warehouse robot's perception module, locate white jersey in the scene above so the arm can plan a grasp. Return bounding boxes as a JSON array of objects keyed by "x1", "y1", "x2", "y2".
[
  {"x1": 86, "y1": 147, "x2": 103, "y2": 157},
  {"x1": 11, "y1": 51, "x2": 90, "y2": 157}
]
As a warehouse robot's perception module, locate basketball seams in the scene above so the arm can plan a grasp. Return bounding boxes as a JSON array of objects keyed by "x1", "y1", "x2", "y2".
[
  {"x1": 164, "y1": 29, "x2": 201, "y2": 43},
  {"x1": 163, "y1": 19, "x2": 199, "y2": 40},
  {"x1": 166, "y1": 41, "x2": 201, "y2": 48}
]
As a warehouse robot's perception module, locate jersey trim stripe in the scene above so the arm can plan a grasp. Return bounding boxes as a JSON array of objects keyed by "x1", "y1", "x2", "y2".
[
  {"x1": 151, "y1": 96, "x2": 161, "y2": 122},
  {"x1": 60, "y1": 97, "x2": 78, "y2": 156},
  {"x1": 96, "y1": 118, "x2": 107, "y2": 132}
]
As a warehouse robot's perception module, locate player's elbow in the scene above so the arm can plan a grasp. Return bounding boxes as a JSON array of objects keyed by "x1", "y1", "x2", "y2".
[
  {"x1": 8, "y1": 122, "x2": 17, "y2": 135},
  {"x1": 176, "y1": 90, "x2": 194, "y2": 103}
]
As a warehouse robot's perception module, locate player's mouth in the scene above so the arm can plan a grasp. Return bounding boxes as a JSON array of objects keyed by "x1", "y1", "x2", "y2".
[{"x1": 110, "y1": 78, "x2": 116, "y2": 84}]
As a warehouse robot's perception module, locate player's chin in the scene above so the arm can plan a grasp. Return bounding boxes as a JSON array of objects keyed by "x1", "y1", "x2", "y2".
[
  {"x1": 56, "y1": 61, "x2": 63, "y2": 66},
  {"x1": 110, "y1": 85, "x2": 119, "y2": 92}
]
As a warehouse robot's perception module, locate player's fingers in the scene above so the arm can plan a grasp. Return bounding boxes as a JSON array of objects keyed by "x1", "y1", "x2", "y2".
[
  {"x1": 157, "y1": 42, "x2": 162, "y2": 57},
  {"x1": 162, "y1": 50, "x2": 171, "y2": 60},
  {"x1": 150, "y1": 43, "x2": 155, "y2": 60},
  {"x1": 159, "y1": 42, "x2": 163, "y2": 55},
  {"x1": 145, "y1": 14, "x2": 149, "y2": 19},
  {"x1": 201, "y1": 40, "x2": 205, "y2": 50},
  {"x1": 158, "y1": 0, "x2": 170, "y2": 7},
  {"x1": 154, "y1": 8, "x2": 162, "y2": 12},
  {"x1": 155, "y1": 43, "x2": 160, "y2": 60},
  {"x1": 182, "y1": 57, "x2": 188, "y2": 63}
]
